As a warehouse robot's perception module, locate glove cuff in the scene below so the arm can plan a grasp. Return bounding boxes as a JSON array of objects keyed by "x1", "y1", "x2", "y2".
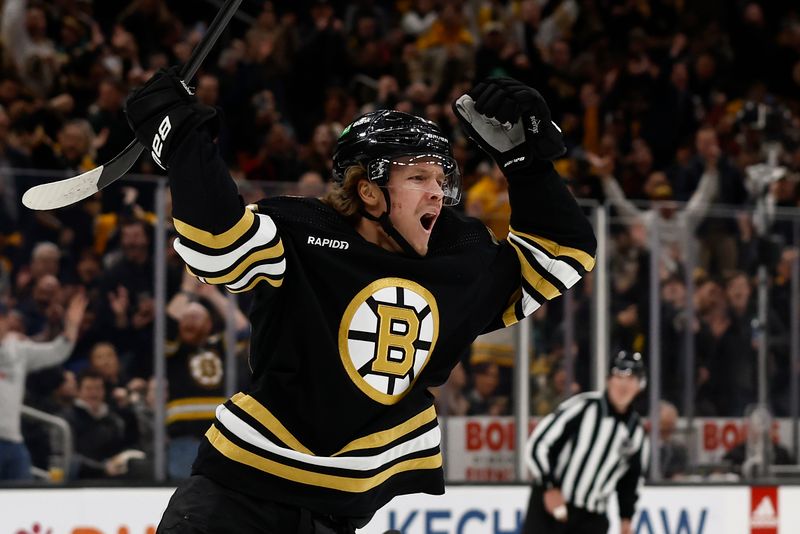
[
  {"x1": 529, "y1": 119, "x2": 566, "y2": 161},
  {"x1": 504, "y1": 158, "x2": 553, "y2": 181},
  {"x1": 132, "y1": 103, "x2": 218, "y2": 170}
]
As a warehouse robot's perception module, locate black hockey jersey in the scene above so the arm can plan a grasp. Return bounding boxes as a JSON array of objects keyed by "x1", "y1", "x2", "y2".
[
  {"x1": 164, "y1": 321, "x2": 227, "y2": 439},
  {"x1": 167, "y1": 129, "x2": 596, "y2": 518}
]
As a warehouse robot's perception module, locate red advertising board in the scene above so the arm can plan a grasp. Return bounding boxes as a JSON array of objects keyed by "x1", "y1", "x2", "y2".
[
  {"x1": 751, "y1": 486, "x2": 779, "y2": 534},
  {"x1": 444, "y1": 416, "x2": 796, "y2": 482}
]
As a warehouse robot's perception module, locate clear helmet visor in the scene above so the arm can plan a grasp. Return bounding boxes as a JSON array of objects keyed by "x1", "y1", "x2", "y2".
[
  {"x1": 370, "y1": 153, "x2": 462, "y2": 206},
  {"x1": 610, "y1": 367, "x2": 647, "y2": 388}
]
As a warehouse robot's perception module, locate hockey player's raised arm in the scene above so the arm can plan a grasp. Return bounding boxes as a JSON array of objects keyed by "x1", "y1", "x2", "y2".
[
  {"x1": 453, "y1": 78, "x2": 596, "y2": 328},
  {"x1": 502, "y1": 160, "x2": 595, "y2": 319},
  {"x1": 125, "y1": 68, "x2": 285, "y2": 293}
]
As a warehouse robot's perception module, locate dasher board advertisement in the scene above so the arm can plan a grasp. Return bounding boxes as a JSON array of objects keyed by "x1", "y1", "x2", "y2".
[
  {"x1": 443, "y1": 416, "x2": 797, "y2": 481},
  {"x1": 0, "y1": 485, "x2": 797, "y2": 534}
]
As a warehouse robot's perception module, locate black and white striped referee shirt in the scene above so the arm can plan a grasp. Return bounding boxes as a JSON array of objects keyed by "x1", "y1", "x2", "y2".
[{"x1": 524, "y1": 391, "x2": 649, "y2": 518}]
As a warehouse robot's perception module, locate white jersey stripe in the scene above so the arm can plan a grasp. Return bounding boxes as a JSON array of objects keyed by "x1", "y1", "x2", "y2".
[
  {"x1": 521, "y1": 288, "x2": 542, "y2": 317},
  {"x1": 226, "y1": 259, "x2": 287, "y2": 291},
  {"x1": 216, "y1": 404, "x2": 441, "y2": 472},
  {"x1": 508, "y1": 232, "x2": 581, "y2": 288},
  {"x1": 174, "y1": 214, "x2": 278, "y2": 273}
]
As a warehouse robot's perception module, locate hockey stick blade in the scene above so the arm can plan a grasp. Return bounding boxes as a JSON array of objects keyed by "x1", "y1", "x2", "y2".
[
  {"x1": 23, "y1": 140, "x2": 144, "y2": 210},
  {"x1": 22, "y1": 0, "x2": 242, "y2": 211}
]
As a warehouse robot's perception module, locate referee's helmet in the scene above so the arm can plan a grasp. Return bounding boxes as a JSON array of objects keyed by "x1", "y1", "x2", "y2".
[{"x1": 609, "y1": 351, "x2": 647, "y2": 388}]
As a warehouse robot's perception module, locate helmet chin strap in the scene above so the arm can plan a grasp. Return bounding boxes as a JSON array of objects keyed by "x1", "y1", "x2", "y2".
[{"x1": 360, "y1": 188, "x2": 422, "y2": 258}]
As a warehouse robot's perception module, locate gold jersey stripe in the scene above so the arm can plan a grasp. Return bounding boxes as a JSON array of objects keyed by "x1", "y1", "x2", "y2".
[
  {"x1": 509, "y1": 240, "x2": 561, "y2": 300},
  {"x1": 509, "y1": 226, "x2": 595, "y2": 272},
  {"x1": 174, "y1": 209, "x2": 256, "y2": 250},
  {"x1": 332, "y1": 406, "x2": 437, "y2": 457},
  {"x1": 232, "y1": 393, "x2": 314, "y2": 455},
  {"x1": 502, "y1": 304, "x2": 519, "y2": 327},
  {"x1": 189, "y1": 241, "x2": 285, "y2": 285},
  {"x1": 166, "y1": 411, "x2": 217, "y2": 424},
  {"x1": 205, "y1": 426, "x2": 442, "y2": 493},
  {"x1": 501, "y1": 288, "x2": 523, "y2": 327},
  {"x1": 229, "y1": 274, "x2": 283, "y2": 293},
  {"x1": 166, "y1": 397, "x2": 227, "y2": 409}
]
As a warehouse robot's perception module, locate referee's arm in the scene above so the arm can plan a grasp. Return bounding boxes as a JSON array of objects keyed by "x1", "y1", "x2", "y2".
[
  {"x1": 524, "y1": 397, "x2": 587, "y2": 488},
  {"x1": 616, "y1": 435, "x2": 650, "y2": 520}
]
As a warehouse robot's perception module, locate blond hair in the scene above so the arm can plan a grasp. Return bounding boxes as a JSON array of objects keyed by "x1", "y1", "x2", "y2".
[{"x1": 321, "y1": 165, "x2": 368, "y2": 223}]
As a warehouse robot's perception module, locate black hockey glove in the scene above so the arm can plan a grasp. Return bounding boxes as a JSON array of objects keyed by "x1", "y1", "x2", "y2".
[
  {"x1": 125, "y1": 66, "x2": 218, "y2": 170},
  {"x1": 452, "y1": 78, "x2": 565, "y2": 174}
]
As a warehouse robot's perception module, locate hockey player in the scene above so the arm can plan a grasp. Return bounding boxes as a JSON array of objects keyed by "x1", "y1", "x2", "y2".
[
  {"x1": 523, "y1": 351, "x2": 649, "y2": 534},
  {"x1": 124, "y1": 71, "x2": 596, "y2": 533}
]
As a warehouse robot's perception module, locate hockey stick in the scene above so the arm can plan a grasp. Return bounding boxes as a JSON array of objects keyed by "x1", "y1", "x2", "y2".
[{"x1": 22, "y1": 0, "x2": 243, "y2": 211}]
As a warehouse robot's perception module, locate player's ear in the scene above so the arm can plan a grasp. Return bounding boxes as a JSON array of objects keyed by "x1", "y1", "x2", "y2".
[{"x1": 358, "y1": 179, "x2": 380, "y2": 208}]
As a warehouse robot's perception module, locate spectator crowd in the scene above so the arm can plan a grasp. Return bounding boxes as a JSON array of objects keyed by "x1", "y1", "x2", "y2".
[{"x1": 1, "y1": 0, "x2": 799, "y2": 482}]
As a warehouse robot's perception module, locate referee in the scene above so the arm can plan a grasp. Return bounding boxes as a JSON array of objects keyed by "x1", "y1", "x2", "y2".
[{"x1": 523, "y1": 351, "x2": 649, "y2": 534}]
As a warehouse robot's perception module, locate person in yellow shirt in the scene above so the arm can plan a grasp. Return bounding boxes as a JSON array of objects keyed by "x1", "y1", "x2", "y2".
[{"x1": 466, "y1": 162, "x2": 511, "y2": 239}]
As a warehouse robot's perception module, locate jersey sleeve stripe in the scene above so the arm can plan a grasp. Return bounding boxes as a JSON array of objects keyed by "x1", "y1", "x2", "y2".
[
  {"x1": 226, "y1": 261, "x2": 286, "y2": 292},
  {"x1": 501, "y1": 288, "x2": 523, "y2": 327},
  {"x1": 174, "y1": 208, "x2": 255, "y2": 249},
  {"x1": 186, "y1": 241, "x2": 285, "y2": 284},
  {"x1": 173, "y1": 214, "x2": 279, "y2": 272},
  {"x1": 175, "y1": 214, "x2": 263, "y2": 257},
  {"x1": 228, "y1": 274, "x2": 282, "y2": 293},
  {"x1": 508, "y1": 233, "x2": 581, "y2": 289},
  {"x1": 514, "y1": 242, "x2": 571, "y2": 295},
  {"x1": 509, "y1": 226, "x2": 596, "y2": 272},
  {"x1": 501, "y1": 288, "x2": 542, "y2": 327},
  {"x1": 521, "y1": 289, "x2": 542, "y2": 316},
  {"x1": 509, "y1": 240, "x2": 561, "y2": 300},
  {"x1": 502, "y1": 303, "x2": 520, "y2": 327}
]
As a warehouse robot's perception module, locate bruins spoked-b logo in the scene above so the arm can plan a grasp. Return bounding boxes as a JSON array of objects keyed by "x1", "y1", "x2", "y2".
[
  {"x1": 339, "y1": 278, "x2": 439, "y2": 404},
  {"x1": 189, "y1": 350, "x2": 224, "y2": 388}
]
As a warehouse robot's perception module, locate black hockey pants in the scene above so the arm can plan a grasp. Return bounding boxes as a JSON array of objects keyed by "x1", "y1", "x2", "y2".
[
  {"x1": 522, "y1": 485, "x2": 610, "y2": 534},
  {"x1": 157, "y1": 475, "x2": 369, "y2": 534}
]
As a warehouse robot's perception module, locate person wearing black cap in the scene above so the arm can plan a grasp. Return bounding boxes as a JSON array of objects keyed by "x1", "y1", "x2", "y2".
[
  {"x1": 124, "y1": 69, "x2": 596, "y2": 533},
  {"x1": 523, "y1": 351, "x2": 649, "y2": 534}
]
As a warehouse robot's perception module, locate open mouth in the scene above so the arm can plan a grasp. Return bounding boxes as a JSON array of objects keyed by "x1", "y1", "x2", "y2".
[{"x1": 420, "y1": 213, "x2": 437, "y2": 232}]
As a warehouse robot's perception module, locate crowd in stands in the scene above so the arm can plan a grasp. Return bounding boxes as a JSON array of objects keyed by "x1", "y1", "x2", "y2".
[{"x1": 1, "y1": 0, "x2": 800, "y2": 482}]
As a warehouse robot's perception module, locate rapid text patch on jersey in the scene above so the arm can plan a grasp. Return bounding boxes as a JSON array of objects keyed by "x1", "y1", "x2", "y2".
[
  {"x1": 307, "y1": 235, "x2": 350, "y2": 249},
  {"x1": 339, "y1": 278, "x2": 439, "y2": 404}
]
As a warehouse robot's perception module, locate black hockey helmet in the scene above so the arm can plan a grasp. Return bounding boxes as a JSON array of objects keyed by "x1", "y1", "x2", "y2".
[
  {"x1": 332, "y1": 110, "x2": 461, "y2": 205},
  {"x1": 609, "y1": 351, "x2": 647, "y2": 387}
]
